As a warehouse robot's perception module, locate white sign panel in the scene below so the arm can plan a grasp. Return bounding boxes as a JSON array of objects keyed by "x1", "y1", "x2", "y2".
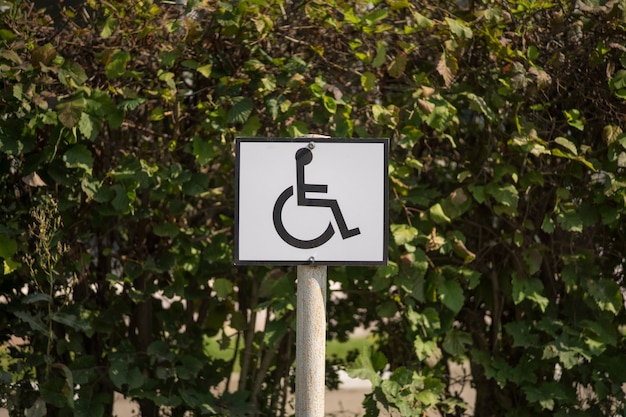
[{"x1": 235, "y1": 138, "x2": 388, "y2": 265}]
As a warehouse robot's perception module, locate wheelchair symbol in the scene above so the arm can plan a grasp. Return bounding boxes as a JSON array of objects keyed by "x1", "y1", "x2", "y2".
[{"x1": 273, "y1": 147, "x2": 360, "y2": 249}]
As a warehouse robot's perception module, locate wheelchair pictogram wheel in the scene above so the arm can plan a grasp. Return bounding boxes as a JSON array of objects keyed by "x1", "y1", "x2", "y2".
[{"x1": 273, "y1": 185, "x2": 335, "y2": 249}]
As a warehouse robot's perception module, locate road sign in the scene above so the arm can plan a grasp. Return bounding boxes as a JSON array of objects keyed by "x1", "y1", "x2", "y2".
[{"x1": 235, "y1": 137, "x2": 388, "y2": 265}]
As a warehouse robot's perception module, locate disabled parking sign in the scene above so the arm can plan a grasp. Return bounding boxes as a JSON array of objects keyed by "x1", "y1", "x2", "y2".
[{"x1": 235, "y1": 137, "x2": 389, "y2": 265}]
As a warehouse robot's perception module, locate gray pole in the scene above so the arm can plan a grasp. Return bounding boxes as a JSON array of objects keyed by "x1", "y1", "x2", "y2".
[
  {"x1": 295, "y1": 134, "x2": 330, "y2": 416},
  {"x1": 295, "y1": 264, "x2": 327, "y2": 417}
]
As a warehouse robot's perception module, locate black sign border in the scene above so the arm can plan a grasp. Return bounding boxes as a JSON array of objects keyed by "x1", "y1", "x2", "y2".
[{"x1": 234, "y1": 137, "x2": 389, "y2": 266}]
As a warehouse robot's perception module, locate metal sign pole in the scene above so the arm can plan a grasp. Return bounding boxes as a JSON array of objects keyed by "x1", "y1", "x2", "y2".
[{"x1": 296, "y1": 264, "x2": 327, "y2": 417}]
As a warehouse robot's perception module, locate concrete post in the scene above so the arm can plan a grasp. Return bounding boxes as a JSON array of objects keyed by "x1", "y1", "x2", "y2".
[{"x1": 295, "y1": 265, "x2": 327, "y2": 417}]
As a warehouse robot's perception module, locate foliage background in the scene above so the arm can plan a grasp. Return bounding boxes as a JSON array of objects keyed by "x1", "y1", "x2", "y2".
[{"x1": 1, "y1": 0, "x2": 626, "y2": 416}]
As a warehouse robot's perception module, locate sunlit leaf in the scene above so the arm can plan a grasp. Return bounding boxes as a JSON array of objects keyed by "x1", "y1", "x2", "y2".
[
  {"x1": 445, "y1": 18, "x2": 473, "y2": 39},
  {"x1": 197, "y1": 64, "x2": 212, "y2": 78},
  {"x1": 429, "y1": 203, "x2": 451, "y2": 224},
  {"x1": 554, "y1": 136, "x2": 578, "y2": 155},
  {"x1": 361, "y1": 71, "x2": 376, "y2": 92},
  {"x1": 391, "y1": 224, "x2": 418, "y2": 246},
  {"x1": 63, "y1": 144, "x2": 93, "y2": 172},
  {"x1": 347, "y1": 348, "x2": 385, "y2": 385},
  {"x1": 563, "y1": 109, "x2": 584, "y2": 131},
  {"x1": 372, "y1": 41, "x2": 387, "y2": 67},
  {"x1": 100, "y1": 16, "x2": 118, "y2": 38}
]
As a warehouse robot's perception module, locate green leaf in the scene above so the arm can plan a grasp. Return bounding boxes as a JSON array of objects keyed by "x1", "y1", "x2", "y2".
[
  {"x1": 468, "y1": 184, "x2": 486, "y2": 203},
  {"x1": 105, "y1": 50, "x2": 131, "y2": 80},
  {"x1": 387, "y1": 53, "x2": 407, "y2": 78},
  {"x1": 192, "y1": 137, "x2": 215, "y2": 166},
  {"x1": 51, "y1": 312, "x2": 92, "y2": 332},
  {"x1": 322, "y1": 95, "x2": 337, "y2": 114},
  {"x1": 23, "y1": 293, "x2": 54, "y2": 304},
  {"x1": 429, "y1": 203, "x2": 451, "y2": 224},
  {"x1": 0, "y1": 234, "x2": 17, "y2": 259},
  {"x1": 0, "y1": 29, "x2": 17, "y2": 42},
  {"x1": 365, "y1": 9, "x2": 388, "y2": 25},
  {"x1": 442, "y1": 328, "x2": 472, "y2": 356},
  {"x1": 505, "y1": 321, "x2": 540, "y2": 347},
  {"x1": 372, "y1": 41, "x2": 387, "y2": 67},
  {"x1": 0, "y1": 49, "x2": 22, "y2": 65},
  {"x1": 450, "y1": 237, "x2": 476, "y2": 264},
  {"x1": 523, "y1": 247, "x2": 542, "y2": 275},
  {"x1": 12, "y1": 83, "x2": 23, "y2": 101},
  {"x1": 587, "y1": 279, "x2": 622, "y2": 314},
  {"x1": 178, "y1": 388, "x2": 218, "y2": 412},
  {"x1": 512, "y1": 275, "x2": 549, "y2": 312},
  {"x1": 554, "y1": 136, "x2": 578, "y2": 155},
  {"x1": 4, "y1": 259, "x2": 21, "y2": 274},
  {"x1": 286, "y1": 121, "x2": 308, "y2": 137},
  {"x1": 463, "y1": 92, "x2": 496, "y2": 122},
  {"x1": 415, "y1": 388, "x2": 440, "y2": 406},
  {"x1": 556, "y1": 208, "x2": 583, "y2": 232},
  {"x1": 78, "y1": 113, "x2": 98, "y2": 140},
  {"x1": 59, "y1": 61, "x2": 88, "y2": 86},
  {"x1": 563, "y1": 109, "x2": 584, "y2": 131},
  {"x1": 414, "y1": 337, "x2": 441, "y2": 363},
  {"x1": 197, "y1": 63, "x2": 212, "y2": 77},
  {"x1": 100, "y1": 16, "x2": 118, "y2": 38},
  {"x1": 347, "y1": 348, "x2": 386, "y2": 385},
  {"x1": 438, "y1": 279, "x2": 464, "y2": 313},
  {"x1": 108, "y1": 357, "x2": 128, "y2": 390},
  {"x1": 360, "y1": 72, "x2": 376, "y2": 92},
  {"x1": 376, "y1": 300, "x2": 399, "y2": 318},
  {"x1": 405, "y1": 157, "x2": 423, "y2": 171},
  {"x1": 445, "y1": 18, "x2": 473, "y2": 39},
  {"x1": 31, "y1": 43, "x2": 57, "y2": 68},
  {"x1": 425, "y1": 96, "x2": 455, "y2": 131},
  {"x1": 14, "y1": 311, "x2": 48, "y2": 334},
  {"x1": 240, "y1": 115, "x2": 261, "y2": 136},
  {"x1": 41, "y1": 377, "x2": 71, "y2": 409},
  {"x1": 153, "y1": 222, "x2": 179, "y2": 238},
  {"x1": 227, "y1": 96, "x2": 253, "y2": 124},
  {"x1": 390, "y1": 224, "x2": 418, "y2": 246},
  {"x1": 413, "y1": 11, "x2": 434, "y2": 28},
  {"x1": 523, "y1": 383, "x2": 567, "y2": 411},
  {"x1": 111, "y1": 184, "x2": 134, "y2": 214},
  {"x1": 119, "y1": 97, "x2": 146, "y2": 111},
  {"x1": 487, "y1": 183, "x2": 519, "y2": 208},
  {"x1": 126, "y1": 367, "x2": 144, "y2": 390},
  {"x1": 63, "y1": 144, "x2": 93, "y2": 172},
  {"x1": 580, "y1": 319, "x2": 617, "y2": 354},
  {"x1": 609, "y1": 69, "x2": 626, "y2": 90},
  {"x1": 372, "y1": 262, "x2": 399, "y2": 292},
  {"x1": 212, "y1": 278, "x2": 233, "y2": 298},
  {"x1": 266, "y1": 98, "x2": 279, "y2": 120},
  {"x1": 57, "y1": 97, "x2": 86, "y2": 128},
  {"x1": 182, "y1": 173, "x2": 208, "y2": 196}
]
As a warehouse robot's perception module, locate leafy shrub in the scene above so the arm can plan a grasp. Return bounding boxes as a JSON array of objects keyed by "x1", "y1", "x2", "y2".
[{"x1": 2, "y1": 0, "x2": 626, "y2": 416}]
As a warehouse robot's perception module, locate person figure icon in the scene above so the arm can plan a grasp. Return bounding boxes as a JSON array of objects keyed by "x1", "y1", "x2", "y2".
[{"x1": 273, "y1": 147, "x2": 361, "y2": 249}]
